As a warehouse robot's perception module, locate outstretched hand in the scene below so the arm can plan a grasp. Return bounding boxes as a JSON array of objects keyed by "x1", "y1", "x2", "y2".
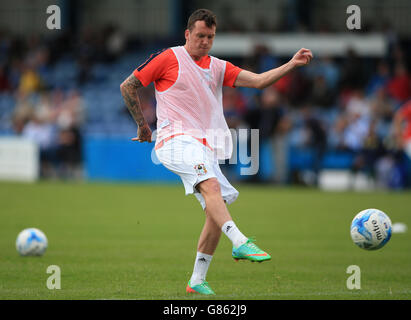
[
  {"x1": 132, "y1": 123, "x2": 152, "y2": 143},
  {"x1": 290, "y1": 48, "x2": 313, "y2": 67}
]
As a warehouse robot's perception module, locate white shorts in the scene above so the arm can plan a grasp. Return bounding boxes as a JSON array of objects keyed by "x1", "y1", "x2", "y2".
[{"x1": 155, "y1": 134, "x2": 239, "y2": 210}]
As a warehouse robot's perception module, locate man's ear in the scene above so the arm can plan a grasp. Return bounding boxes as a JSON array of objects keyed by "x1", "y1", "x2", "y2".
[{"x1": 184, "y1": 29, "x2": 190, "y2": 41}]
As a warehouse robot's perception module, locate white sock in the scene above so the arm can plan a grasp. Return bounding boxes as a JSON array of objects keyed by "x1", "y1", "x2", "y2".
[
  {"x1": 190, "y1": 252, "x2": 213, "y2": 286},
  {"x1": 222, "y1": 220, "x2": 248, "y2": 248}
]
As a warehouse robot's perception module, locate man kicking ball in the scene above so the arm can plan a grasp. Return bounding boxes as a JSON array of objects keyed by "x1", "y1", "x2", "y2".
[{"x1": 120, "y1": 8, "x2": 313, "y2": 295}]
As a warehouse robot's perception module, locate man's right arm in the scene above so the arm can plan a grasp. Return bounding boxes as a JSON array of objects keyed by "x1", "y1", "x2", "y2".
[{"x1": 120, "y1": 73, "x2": 152, "y2": 142}]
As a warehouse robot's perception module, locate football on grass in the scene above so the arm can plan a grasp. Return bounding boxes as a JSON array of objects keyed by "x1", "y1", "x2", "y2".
[
  {"x1": 350, "y1": 208, "x2": 392, "y2": 250},
  {"x1": 16, "y1": 228, "x2": 48, "y2": 256}
]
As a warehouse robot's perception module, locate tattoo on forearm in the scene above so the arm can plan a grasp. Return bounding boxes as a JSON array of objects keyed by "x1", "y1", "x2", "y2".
[{"x1": 120, "y1": 74, "x2": 146, "y2": 127}]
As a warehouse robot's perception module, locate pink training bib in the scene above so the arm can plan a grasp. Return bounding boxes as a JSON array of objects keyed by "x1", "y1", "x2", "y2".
[{"x1": 154, "y1": 46, "x2": 233, "y2": 160}]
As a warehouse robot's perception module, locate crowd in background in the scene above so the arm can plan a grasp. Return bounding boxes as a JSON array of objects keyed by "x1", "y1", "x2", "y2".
[
  {"x1": 0, "y1": 29, "x2": 92, "y2": 179},
  {"x1": 0, "y1": 25, "x2": 410, "y2": 187},
  {"x1": 11, "y1": 89, "x2": 84, "y2": 179},
  {"x1": 218, "y1": 43, "x2": 411, "y2": 188}
]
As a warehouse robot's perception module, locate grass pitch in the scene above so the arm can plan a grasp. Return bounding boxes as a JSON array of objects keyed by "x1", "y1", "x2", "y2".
[{"x1": 0, "y1": 181, "x2": 410, "y2": 300}]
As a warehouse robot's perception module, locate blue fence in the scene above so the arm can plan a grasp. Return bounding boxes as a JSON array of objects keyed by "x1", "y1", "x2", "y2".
[
  {"x1": 83, "y1": 136, "x2": 357, "y2": 182},
  {"x1": 84, "y1": 136, "x2": 179, "y2": 182}
]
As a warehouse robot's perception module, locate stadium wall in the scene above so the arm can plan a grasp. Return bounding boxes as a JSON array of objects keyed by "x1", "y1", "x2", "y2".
[
  {"x1": 84, "y1": 136, "x2": 179, "y2": 182},
  {"x1": 83, "y1": 136, "x2": 357, "y2": 183}
]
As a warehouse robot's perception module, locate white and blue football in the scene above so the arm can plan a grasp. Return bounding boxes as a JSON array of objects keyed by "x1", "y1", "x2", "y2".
[
  {"x1": 16, "y1": 228, "x2": 48, "y2": 256},
  {"x1": 350, "y1": 209, "x2": 392, "y2": 250}
]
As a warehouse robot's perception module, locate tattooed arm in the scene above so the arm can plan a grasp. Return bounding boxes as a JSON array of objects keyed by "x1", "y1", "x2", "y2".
[{"x1": 120, "y1": 74, "x2": 152, "y2": 143}]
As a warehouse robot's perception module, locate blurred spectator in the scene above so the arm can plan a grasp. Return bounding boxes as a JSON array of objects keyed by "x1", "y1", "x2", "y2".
[
  {"x1": 388, "y1": 44, "x2": 406, "y2": 69},
  {"x1": 34, "y1": 91, "x2": 54, "y2": 125},
  {"x1": 342, "y1": 114, "x2": 371, "y2": 153},
  {"x1": 257, "y1": 86, "x2": 291, "y2": 183},
  {"x1": 305, "y1": 56, "x2": 340, "y2": 90},
  {"x1": 393, "y1": 100, "x2": 411, "y2": 160},
  {"x1": 56, "y1": 89, "x2": 85, "y2": 129},
  {"x1": 339, "y1": 48, "x2": 366, "y2": 90},
  {"x1": 7, "y1": 58, "x2": 23, "y2": 90},
  {"x1": 22, "y1": 106, "x2": 58, "y2": 178},
  {"x1": 283, "y1": 68, "x2": 311, "y2": 106},
  {"x1": 351, "y1": 119, "x2": 386, "y2": 179},
  {"x1": 12, "y1": 96, "x2": 35, "y2": 134},
  {"x1": 252, "y1": 44, "x2": 278, "y2": 74},
  {"x1": 365, "y1": 60, "x2": 390, "y2": 97},
  {"x1": 18, "y1": 65, "x2": 43, "y2": 96},
  {"x1": 345, "y1": 89, "x2": 371, "y2": 119},
  {"x1": 319, "y1": 57, "x2": 340, "y2": 90},
  {"x1": 221, "y1": 87, "x2": 247, "y2": 181},
  {"x1": 238, "y1": 61, "x2": 260, "y2": 129},
  {"x1": 57, "y1": 127, "x2": 83, "y2": 179},
  {"x1": 223, "y1": 87, "x2": 246, "y2": 129},
  {"x1": 328, "y1": 114, "x2": 348, "y2": 150},
  {"x1": 0, "y1": 64, "x2": 11, "y2": 92},
  {"x1": 381, "y1": 22, "x2": 399, "y2": 61},
  {"x1": 75, "y1": 27, "x2": 97, "y2": 85},
  {"x1": 386, "y1": 63, "x2": 411, "y2": 105},
  {"x1": 55, "y1": 89, "x2": 85, "y2": 179},
  {"x1": 104, "y1": 25, "x2": 126, "y2": 62},
  {"x1": 309, "y1": 74, "x2": 336, "y2": 108},
  {"x1": 369, "y1": 88, "x2": 395, "y2": 123},
  {"x1": 374, "y1": 153, "x2": 404, "y2": 189},
  {"x1": 300, "y1": 106, "x2": 327, "y2": 184},
  {"x1": 273, "y1": 72, "x2": 292, "y2": 97},
  {"x1": 331, "y1": 89, "x2": 372, "y2": 153},
  {"x1": 259, "y1": 87, "x2": 285, "y2": 140}
]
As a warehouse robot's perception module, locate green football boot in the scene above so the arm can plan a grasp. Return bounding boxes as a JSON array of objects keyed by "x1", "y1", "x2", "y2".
[
  {"x1": 186, "y1": 280, "x2": 216, "y2": 295},
  {"x1": 232, "y1": 238, "x2": 271, "y2": 263}
]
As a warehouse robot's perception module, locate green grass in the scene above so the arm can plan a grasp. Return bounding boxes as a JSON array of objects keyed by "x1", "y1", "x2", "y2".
[{"x1": 0, "y1": 181, "x2": 411, "y2": 300}]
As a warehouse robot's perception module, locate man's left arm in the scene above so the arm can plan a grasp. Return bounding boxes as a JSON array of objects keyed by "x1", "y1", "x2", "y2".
[{"x1": 234, "y1": 48, "x2": 313, "y2": 89}]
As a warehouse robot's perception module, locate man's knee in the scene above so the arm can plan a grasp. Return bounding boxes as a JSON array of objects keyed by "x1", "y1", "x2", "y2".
[{"x1": 197, "y1": 178, "x2": 221, "y2": 197}]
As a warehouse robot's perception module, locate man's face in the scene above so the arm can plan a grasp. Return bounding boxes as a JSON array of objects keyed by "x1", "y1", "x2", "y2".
[{"x1": 185, "y1": 20, "x2": 216, "y2": 58}]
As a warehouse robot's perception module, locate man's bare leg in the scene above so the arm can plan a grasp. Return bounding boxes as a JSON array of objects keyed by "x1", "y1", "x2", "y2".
[
  {"x1": 187, "y1": 177, "x2": 270, "y2": 292},
  {"x1": 196, "y1": 178, "x2": 232, "y2": 228},
  {"x1": 197, "y1": 213, "x2": 222, "y2": 255},
  {"x1": 196, "y1": 178, "x2": 249, "y2": 249},
  {"x1": 188, "y1": 178, "x2": 245, "y2": 288}
]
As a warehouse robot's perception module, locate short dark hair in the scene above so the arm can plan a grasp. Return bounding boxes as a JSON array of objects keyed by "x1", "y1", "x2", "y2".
[{"x1": 187, "y1": 9, "x2": 217, "y2": 31}]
